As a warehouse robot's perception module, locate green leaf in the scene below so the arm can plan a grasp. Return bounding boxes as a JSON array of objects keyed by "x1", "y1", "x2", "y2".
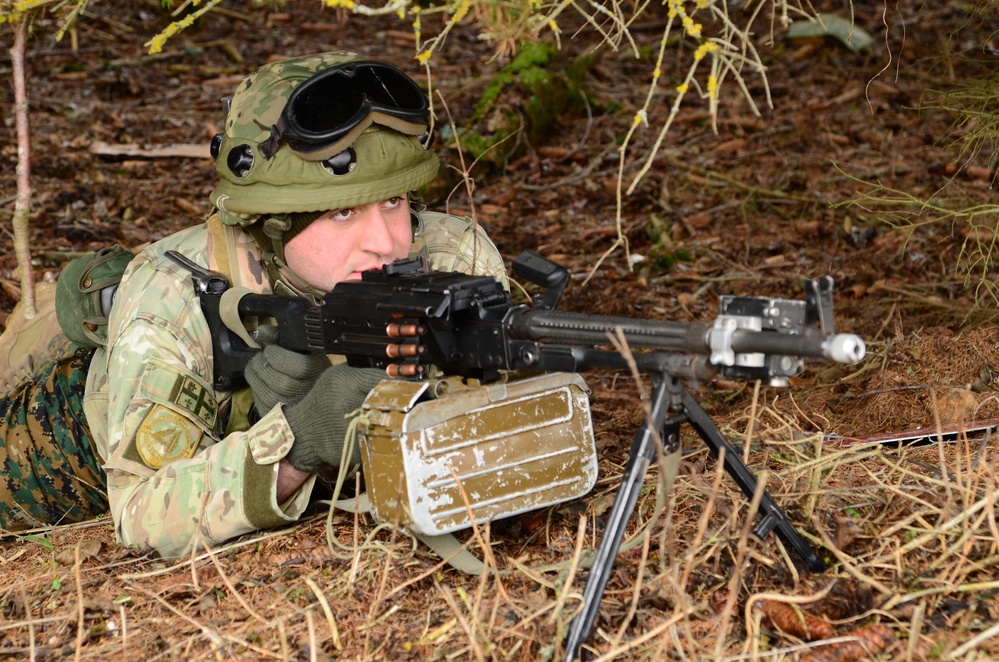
[
  {"x1": 23, "y1": 535, "x2": 53, "y2": 550},
  {"x1": 787, "y1": 13, "x2": 875, "y2": 53}
]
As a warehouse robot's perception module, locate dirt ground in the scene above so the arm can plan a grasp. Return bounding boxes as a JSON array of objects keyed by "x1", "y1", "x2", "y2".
[{"x1": 2, "y1": 0, "x2": 999, "y2": 659}]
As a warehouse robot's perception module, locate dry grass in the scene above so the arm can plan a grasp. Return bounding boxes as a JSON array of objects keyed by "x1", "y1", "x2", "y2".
[
  {"x1": 2, "y1": 357, "x2": 999, "y2": 660},
  {"x1": 3, "y1": 1, "x2": 999, "y2": 659}
]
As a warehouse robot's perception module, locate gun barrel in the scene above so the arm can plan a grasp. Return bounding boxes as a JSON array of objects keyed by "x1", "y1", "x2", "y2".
[
  {"x1": 729, "y1": 329, "x2": 866, "y2": 363},
  {"x1": 507, "y1": 309, "x2": 865, "y2": 365},
  {"x1": 507, "y1": 308, "x2": 711, "y2": 351},
  {"x1": 728, "y1": 329, "x2": 866, "y2": 363},
  {"x1": 824, "y1": 334, "x2": 866, "y2": 363}
]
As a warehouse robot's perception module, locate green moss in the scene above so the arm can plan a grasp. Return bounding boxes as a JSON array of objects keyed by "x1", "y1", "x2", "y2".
[
  {"x1": 457, "y1": 42, "x2": 608, "y2": 166},
  {"x1": 454, "y1": 130, "x2": 501, "y2": 160},
  {"x1": 473, "y1": 42, "x2": 557, "y2": 123}
]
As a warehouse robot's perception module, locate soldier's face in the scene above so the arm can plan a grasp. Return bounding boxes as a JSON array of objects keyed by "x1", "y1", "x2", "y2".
[{"x1": 284, "y1": 195, "x2": 412, "y2": 291}]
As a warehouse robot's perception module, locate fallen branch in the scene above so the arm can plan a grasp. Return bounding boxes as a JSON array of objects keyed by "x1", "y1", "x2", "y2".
[{"x1": 89, "y1": 141, "x2": 211, "y2": 159}]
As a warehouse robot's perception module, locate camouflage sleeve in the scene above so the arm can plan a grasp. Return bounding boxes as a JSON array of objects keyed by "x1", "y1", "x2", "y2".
[
  {"x1": 414, "y1": 212, "x2": 510, "y2": 288},
  {"x1": 86, "y1": 231, "x2": 315, "y2": 558}
]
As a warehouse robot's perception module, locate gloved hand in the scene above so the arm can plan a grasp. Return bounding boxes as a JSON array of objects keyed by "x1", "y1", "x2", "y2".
[
  {"x1": 284, "y1": 363, "x2": 386, "y2": 473},
  {"x1": 244, "y1": 341, "x2": 330, "y2": 416}
]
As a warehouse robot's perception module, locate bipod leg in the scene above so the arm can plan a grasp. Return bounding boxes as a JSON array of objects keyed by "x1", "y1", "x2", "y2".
[
  {"x1": 564, "y1": 373, "x2": 680, "y2": 661},
  {"x1": 679, "y1": 386, "x2": 825, "y2": 572}
]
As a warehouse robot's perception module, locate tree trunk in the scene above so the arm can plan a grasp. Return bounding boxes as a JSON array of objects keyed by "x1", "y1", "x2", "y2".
[{"x1": 10, "y1": 19, "x2": 36, "y2": 319}]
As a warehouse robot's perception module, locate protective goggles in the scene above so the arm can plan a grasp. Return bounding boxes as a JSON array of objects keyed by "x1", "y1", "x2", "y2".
[{"x1": 265, "y1": 61, "x2": 431, "y2": 161}]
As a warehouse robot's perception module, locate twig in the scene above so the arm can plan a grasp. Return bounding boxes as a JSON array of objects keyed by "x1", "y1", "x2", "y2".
[
  {"x1": 610, "y1": 530, "x2": 651, "y2": 649},
  {"x1": 119, "y1": 525, "x2": 299, "y2": 579},
  {"x1": 132, "y1": 586, "x2": 225, "y2": 648},
  {"x1": 713, "y1": 472, "x2": 767, "y2": 660},
  {"x1": 305, "y1": 610, "x2": 318, "y2": 662},
  {"x1": 950, "y1": 615, "x2": 999, "y2": 657},
  {"x1": 119, "y1": 604, "x2": 128, "y2": 656},
  {"x1": 881, "y1": 578, "x2": 999, "y2": 610},
  {"x1": 0, "y1": 616, "x2": 68, "y2": 633},
  {"x1": 362, "y1": 521, "x2": 405, "y2": 655},
  {"x1": 205, "y1": 542, "x2": 271, "y2": 626},
  {"x1": 448, "y1": 464, "x2": 514, "y2": 607},
  {"x1": 304, "y1": 577, "x2": 342, "y2": 651},
  {"x1": 665, "y1": 156, "x2": 831, "y2": 204},
  {"x1": 74, "y1": 544, "x2": 85, "y2": 662},
  {"x1": 131, "y1": 585, "x2": 278, "y2": 658},
  {"x1": 277, "y1": 619, "x2": 290, "y2": 660},
  {"x1": 435, "y1": 581, "x2": 487, "y2": 662},
  {"x1": 839, "y1": 383, "x2": 935, "y2": 400},
  {"x1": 679, "y1": 446, "x2": 728, "y2": 591},
  {"x1": 591, "y1": 605, "x2": 693, "y2": 662},
  {"x1": 384, "y1": 535, "x2": 478, "y2": 600},
  {"x1": 744, "y1": 380, "x2": 761, "y2": 463},
  {"x1": 811, "y1": 515, "x2": 895, "y2": 597},
  {"x1": 21, "y1": 590, "x2": 36, "y2": 662},
  {"x1": 348, "y1": 471, "x2": 362, "y2": 587},
  {"x1": 547, "y1": 514, "x2": 588, "y2": 625},
  {"x1": 515, "y1": 145, "x2": 618, "y2": 192}
]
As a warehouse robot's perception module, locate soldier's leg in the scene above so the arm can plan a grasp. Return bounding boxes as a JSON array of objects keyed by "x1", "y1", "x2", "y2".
[{"x1": 0, "y1": 336, "x2": 108, "y2": 532}]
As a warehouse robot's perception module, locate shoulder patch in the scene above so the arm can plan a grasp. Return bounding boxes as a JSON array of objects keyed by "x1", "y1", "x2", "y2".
[
  {"x1": 139, "y1": 359, "x2": 218, "y2": 432},
  {"x1": 136, "y1": 404, "x2": 203, "y2": 469},
  {"x1": 168, "y1": 374, "x2": 218, "y2": 430}
]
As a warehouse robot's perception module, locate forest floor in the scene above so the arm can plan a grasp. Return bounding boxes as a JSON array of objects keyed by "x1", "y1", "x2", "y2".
[{"x1": 2, "y1": 0, "x2": 999, "y2": 660}]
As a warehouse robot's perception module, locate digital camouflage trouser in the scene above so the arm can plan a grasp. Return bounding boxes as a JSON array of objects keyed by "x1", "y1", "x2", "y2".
[{"x1": 0, "y1": 329, "x2": 108, "y2": 532}]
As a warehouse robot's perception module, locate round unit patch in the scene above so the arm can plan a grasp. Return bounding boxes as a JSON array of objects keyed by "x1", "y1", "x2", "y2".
[{"x1": 136, "y1": 404, "x2": 203, "y2": 469}]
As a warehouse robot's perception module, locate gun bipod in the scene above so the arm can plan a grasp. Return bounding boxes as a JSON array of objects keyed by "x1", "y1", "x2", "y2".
[{"x1": 563, "y1": 372, "x2": 824, "y2": 662}]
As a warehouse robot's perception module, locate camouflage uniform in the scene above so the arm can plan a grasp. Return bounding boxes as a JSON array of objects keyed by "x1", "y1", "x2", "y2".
[
  {"x1": 0, "y1": 51, "x2": 510, "y2": 556},
  {"x1": 83, "y1": 212, "x2": 506, "y2": 558},
  {"x1": 0, "y1": 336, "x2": 108, "y2": 530}
]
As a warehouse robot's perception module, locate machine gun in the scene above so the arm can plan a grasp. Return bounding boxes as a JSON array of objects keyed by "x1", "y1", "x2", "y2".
[{"x1": 167, "y1": 249, "x2": 865, "y2": 660}]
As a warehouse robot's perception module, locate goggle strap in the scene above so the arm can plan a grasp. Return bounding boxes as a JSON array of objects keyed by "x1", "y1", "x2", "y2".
[
  {"x1": 290, "y1": 112, "x2": 429, "y2": 162},
  {"x1": 258, "y1": 117, "x2": 287, "y2": 160}
]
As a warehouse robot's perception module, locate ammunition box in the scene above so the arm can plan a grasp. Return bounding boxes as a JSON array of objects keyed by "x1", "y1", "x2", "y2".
[{"x1": 358, "y1": 372, "x2": 597, "y2": 536}]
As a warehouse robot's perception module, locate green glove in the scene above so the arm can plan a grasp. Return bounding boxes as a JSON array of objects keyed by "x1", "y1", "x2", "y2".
[
  {"x1": 244, "y1": 343, "x2": 330, "y2": 415},
  {"x1": 284, "y1": 363, "x2": 386, "y2": 473}
]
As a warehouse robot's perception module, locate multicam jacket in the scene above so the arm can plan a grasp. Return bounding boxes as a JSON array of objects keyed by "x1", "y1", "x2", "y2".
[{"x1": 83, "y1": 211, "x2": 508, "y2": 558}]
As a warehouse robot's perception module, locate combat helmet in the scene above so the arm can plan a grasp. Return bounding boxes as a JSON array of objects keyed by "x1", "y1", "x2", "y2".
[{"x1": 208, "y1": 51, "x2": 438, "y2": 294}]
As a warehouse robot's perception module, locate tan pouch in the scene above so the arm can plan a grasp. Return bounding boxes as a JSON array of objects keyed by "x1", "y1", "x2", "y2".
[
  {"x1": 358, "y1": 372, "x2": 598, "y2": 536},
  {"x1": 0, "y1": 282, "x2": 63, "y2": 391}
]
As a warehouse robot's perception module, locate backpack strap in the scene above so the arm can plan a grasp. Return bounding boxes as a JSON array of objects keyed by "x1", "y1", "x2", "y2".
[{"x1": 207, "y1": 212, "x2": 241, "y2": 285}]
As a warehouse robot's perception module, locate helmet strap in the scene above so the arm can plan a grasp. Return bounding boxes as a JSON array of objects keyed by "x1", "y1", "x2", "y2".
[
  {"x1": 245, "y1": 217, "x2": 326, "y2": 303},
  {"x1": 267, "y1": 253, "x2": 327, "y2": 303},
  {"x1": 262, "y1": 214, "x2": 292, "y2": 265}
]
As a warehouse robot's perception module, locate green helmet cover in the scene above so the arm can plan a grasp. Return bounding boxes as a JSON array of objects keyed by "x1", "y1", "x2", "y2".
[{"x1": 209, "y1": 51, "x2": 439, "y2": 225}]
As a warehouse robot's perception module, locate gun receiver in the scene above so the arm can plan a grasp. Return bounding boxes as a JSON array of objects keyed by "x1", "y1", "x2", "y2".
[{"x1": 167, "y1": 249, "x2": 865, "y2": 660}]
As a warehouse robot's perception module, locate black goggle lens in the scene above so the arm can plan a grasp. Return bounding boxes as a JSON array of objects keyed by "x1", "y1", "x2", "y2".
[
  {"x1": 290, "y1": 67, "x2": 425, "y2": 132},
  {"x1": 281, "y1": 62, "x2": 429, "y2": 152}
]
